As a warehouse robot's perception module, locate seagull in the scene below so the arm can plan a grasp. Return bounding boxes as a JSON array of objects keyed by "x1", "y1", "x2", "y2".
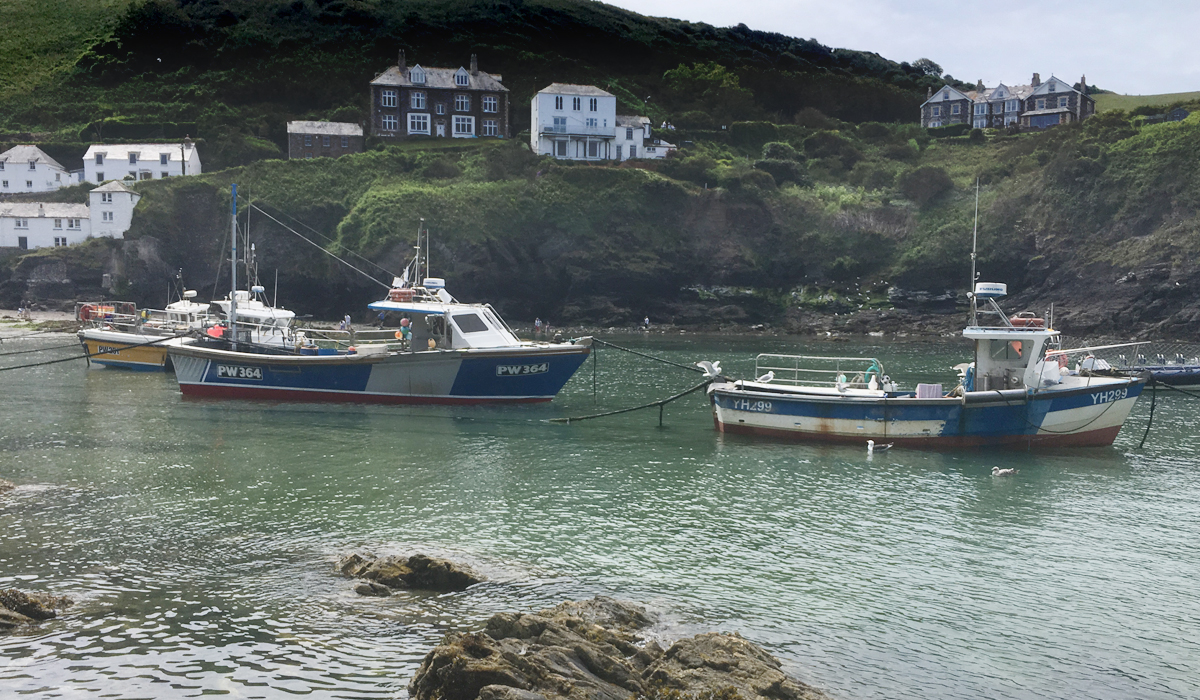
[
  {"x1": 756, "y1": 370, "x2": 775, "y2": 383},
  {"x1": 867, "y1": 440, "x2": 894, "y2": 454},
  {"x1": 695, "y1": 360, "x2": 722, "y2": 379},
  {"x1": 992, "y1": 467, "x2": 1017, "y2": 477}
]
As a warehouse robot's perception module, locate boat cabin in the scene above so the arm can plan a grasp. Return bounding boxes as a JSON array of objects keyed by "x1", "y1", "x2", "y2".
[
  {"x1": 369, "y1": 279, "x2": 522, "y2": 350},
  {"x1": 964, "y1": 282, "x2": 1059, "y2": 391}
]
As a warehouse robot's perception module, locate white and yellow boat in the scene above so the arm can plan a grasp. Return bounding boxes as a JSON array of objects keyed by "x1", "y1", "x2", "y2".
[{"x1": 77, "y1": 295, "x2": 209, "y2": 371}]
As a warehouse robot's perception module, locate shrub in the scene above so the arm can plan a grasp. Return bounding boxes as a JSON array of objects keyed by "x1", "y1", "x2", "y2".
[
  {"x1": 675, "y1": 110, "x2": 718, "y2": 129},
  {"x1": 761, "y1": 141, "x2": 800, "y2": 161},
  {"x1": 927, "y1": 123, "x2": 972, "y2": 138},
  {"x1": 661, "y1": 153, "x2": 718, "y2": 185},
  {"x1": 739, "y1": 169, "x2": 776, "y2": 190},
  {"x1": 729, "y1": 121, "x2": 779, "y2": 150},
  {"x1": 753, "y1": 158, "x2": 809, "y2": 186},
  {"x1": 848, "y1": 162, "x2": 896, "y2": 190},
  {"x1": 793, "y1": 107, "x2": 835, "y2": 129},
  {"x1": 968, "y1": 128, "x2": 986, "y2": 144},
  {"x1": 803, "y1": 130, "x2": 863, "y2": 169},
  {"x1": 880, "y1": 143, "x2": 918, "y2": 162},
  {"x1": 897, "y1": 165, "x2": 953, "y2": 206},
  {"x1": 423, "y1": 158, "x2": 461, "y2": 179},
  {"x1": 856, "y1": 122, "x2": 893, "y2": 143}
]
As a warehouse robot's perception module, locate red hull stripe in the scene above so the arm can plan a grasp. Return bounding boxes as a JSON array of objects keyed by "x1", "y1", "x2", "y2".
[
  {"x1": 715, "y1": 420, "x2": 1123, "y2": 448},
  {"x1": 179, "y1": 383, "x2": 551, "y2": 405}
]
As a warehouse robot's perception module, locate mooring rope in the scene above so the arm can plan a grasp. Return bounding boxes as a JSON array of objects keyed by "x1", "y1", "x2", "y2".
[
  {"x1": 590, "y1": 338, "x2": 705, "y2": 374},
  {"x1": 0, "y1": 332, "x2": 192, "y2": 373},
  {"x1": 548, "y1": 378, "x2": 713, "y2": 424},
  {"x1": 0, "y1": 340, "x2": 89, "y2": 357}
]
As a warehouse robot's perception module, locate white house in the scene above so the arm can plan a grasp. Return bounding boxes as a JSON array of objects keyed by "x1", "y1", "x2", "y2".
[
  {"x1": 82, "y1": 140, "x2": 200, "y2": 184},
  {"x1": 0, "y1": 181, "x2": 141, "y2": 250},
  {"x1": 0, "y1": 145, "x2": 72, "y2": 194},
  {"x1": 614, "y1": 115, "x2": 676, "y2": 161},
  {"x1": 531, "y1": 84, "x2": 617, "y2": 160}
]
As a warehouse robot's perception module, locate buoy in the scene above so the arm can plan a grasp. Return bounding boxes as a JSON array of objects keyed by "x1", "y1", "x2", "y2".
[{"x1": 394, "y1": 331, "x2": 403, "y2": 340}]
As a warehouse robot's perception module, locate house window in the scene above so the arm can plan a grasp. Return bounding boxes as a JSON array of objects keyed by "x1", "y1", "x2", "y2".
[
  {"x1": 626, "y1": 127, "x2": 633, "y2": 139},
  {"x1": 161, "y1": 172, "x2": 168, "y2": 178},
  {"x1": 436, "y1": 103, "x2": 445, "y2": 115},
  {"x1": 1058, "y1": 96, "x2": 1069, "y2": 108},
  {"x1": 974, "y1": 118, "x2": 986, "y2": 128},
  {"x1": 96, "y1": 172, "x2": 104, "y2": 181},
  {"x1": 304, "y1": 135, "x2": 312, "y2": 146},
  {"x1": 411, "y1": 67, "x2": 425, "y2": 84},
  {"x1": 160, "y1": 154, "x2": 169, "y2": 165},
  {"x1": 55, "y1": 173, "x2": 61, "y2": 181},
  {"x1": 15, "y1": 218, "x2": 28, "y2": 228},
  {"x1": 54, "y1": 237, "x2": 67, "y2": 247},
  {"x1": 341, "y1": 136, "x2": 349, "y2": 148},
  {"x1": 101, "y1": 193, "x2": 112, "y2": 203},
  {"x1": 381, "y1": 114, "x2": 398, "y2": 131},
  {"x1": 616, "y1": 145, "x2": 622, "y2": 159},
  {"x1": 305, "y1": 153, "x2": 313, "y2": 159},
  {"x1": 932, "y1": 106, "x2": 941, "y2": 117},
  {"x1": 1048, "y1": 82, "x2": 1056, "y2": 92},
  {"x1": 587, "y1": 141, "x2": 599, "y2": 158},
  {"x1": 572, "y1": 97, "x2": 581, "y2": 110},
  {"x1": 951, "y1": 103, "x2": 960, "y2": 115},
  {"x1": 455, "y1": 70, "x2": 468, "y2": 87},
  {"x1": 589, "y1": 98, "x2": 597, "y2": 111},
  {"x1": 95, "y1": 154, "x2": 104, "y2": 165},
  {"x1": 1007, "y1": 99, "x2": 1018, "y2": 112},
  {"x1": 28, "y1": 161, "x2": 36, "y2": 170},
  {"x1": 586, "y1": 117, "x2": 598, "y2": 128},
  {"x1": 453, "y1": 115, "x2": 475, "y2": 136},
  {"x1": 103, "y1": 211, "x2": 114, "y2": 222},
  {"x1": 25, "y1": 180, "x2": 32, "y2": 188},
  {"x1": 411, "y1": 91, "x2": 426, "y2": 109},
  {"x1": 68, "y1": 219, "x2": 80, "y2": 229},
  {"x1": 0, "y1": 161, "x2": 4, "y2": 171},
  {"x1": 455, "y1": 94, "x2": 470, "y2": 111},
  {"x1": 382, "y1": 89, "x2": 397, "y2": 107},
  {"x1": 129, "y1": 154, "x2": 137, "y2": 164},
  {"x1": 139, "y1": 172, "x2": 150, "y2": 180},
  {"x1": 408, "y1": 113, "x2": 430, "y2": 134},
  {"x1": 322, "y1": 136, "x2": 330, "y2": 146},
  {"x1": 629, "y1": 145, "x2": 637, "y2": 158},
  {"x1": 53, "y1": 218, "x2": 62, "y2": 229},
  {"x1": 555, "y1": 140, "x2": 568, "y2": 157},
  {"x1": 555, "y1": 95, "x2": 563, "y2": 110},
  {"x1": 482, "y1": 119, "x2": 498, "y2": 136},
  {"x1": 1005, "y1": 116, "x2": 1018, "y2": 126},
  {"x1": 929, "y1": 121, "x2": 941, "y2": 128},
  {"x1": 1037, "y1": 98, "x2": 1046, "y2": 110},
  {"x1": 552, "y1": 116, "x2": 567, "y2": 133},
  {"x1": 943, "y1": 90, "x2": 949, "y2": 99},
  {"x1": 482, "y1": 95, "x2": 497, "y2": 113},
  {"x1": 1, "y1": 180, "x2": 6, "y2": 188}
]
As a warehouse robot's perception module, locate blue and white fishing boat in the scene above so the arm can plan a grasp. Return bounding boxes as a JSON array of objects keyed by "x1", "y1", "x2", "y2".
[
  {"x1": 167, "y1": 187, "x2": 591, "y2": 404},
  {"x1": 707, "y1": 282, "x2": 1146, "y2": 448}
]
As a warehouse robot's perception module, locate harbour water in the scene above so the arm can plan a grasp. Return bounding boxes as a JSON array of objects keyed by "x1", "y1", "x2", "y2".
[{"x1": 1, "y1": 334, "x2": 1198, "y2": 699}]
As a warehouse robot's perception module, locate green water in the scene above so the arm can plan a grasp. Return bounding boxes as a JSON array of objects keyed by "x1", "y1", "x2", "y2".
[{"x1": 1, "y1": 334, "x2": 1198, "y2": 699}]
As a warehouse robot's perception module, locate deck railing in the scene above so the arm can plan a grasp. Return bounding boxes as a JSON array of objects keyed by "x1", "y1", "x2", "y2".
[{"x1": 754, "y1": 354, "x2": 885, "y2": 388}]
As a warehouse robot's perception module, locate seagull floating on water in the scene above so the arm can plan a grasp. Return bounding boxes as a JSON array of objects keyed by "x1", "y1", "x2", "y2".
[
  {"x1": 992, "y1": 466, "x2": 1018, "y2": 477},
  {"x1": 867, "y1": 440, "x2": 894, "y2": 454}
]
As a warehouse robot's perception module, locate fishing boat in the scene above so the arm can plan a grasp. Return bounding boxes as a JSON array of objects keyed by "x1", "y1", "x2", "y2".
[
  {"x1": 166, "y1": 186, "x2": 591, "y2": 404},
  {"x1": 77, "y1": 295, "x2": 209, "y2": 371},
  {"x1": 1117, "y1": 353, "x2": 1200, "y2": 386},
  {"x1": 707, "y1": 283, "x2": 1146, "y2": 448}
]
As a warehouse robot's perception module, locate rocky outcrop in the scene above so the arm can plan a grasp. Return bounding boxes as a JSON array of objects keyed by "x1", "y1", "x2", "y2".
[
  {"x1": 337, "y1": 553, "x2": 483, "y2": 593},
  {"x1": 0, "y1": 478, "x2": 14, "y2": 495},
  {"x1": 0, "y1": 589, "x2": 73, "y2": 630},
  {"x1": 408, "y1": 597, "x2": 827, "y2": 700}
]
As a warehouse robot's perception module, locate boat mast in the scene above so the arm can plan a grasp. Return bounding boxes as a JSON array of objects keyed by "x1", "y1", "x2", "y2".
[
  {"x1": 969, "y1": 178, "x2": 980, "y2": 326},
  {"x1": 230, "y1": 183, "x2": 238, "y2": 351}
]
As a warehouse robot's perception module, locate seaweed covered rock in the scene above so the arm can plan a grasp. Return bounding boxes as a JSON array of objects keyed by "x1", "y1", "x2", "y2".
[
  {"x1": 0, "y1": 478, "x2": 15, "y2": 495},
  {"x1": 408, "y1": 597, "x2": 827, "y2": 700},
  {"x1": 0, "y1": 589, "x2": 73, "y2": 629},
  {"x1": 337, "y1": 553, "x2": 483, "y2": 593}
]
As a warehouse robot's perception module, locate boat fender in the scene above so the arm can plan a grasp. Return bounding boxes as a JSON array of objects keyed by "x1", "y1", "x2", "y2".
[
  {"x1": 348, "y1": 346, "x2": 357, "y2": 354},
  {"x1": 427, "y1": 338, "x2": 437, "y2": 350},
  {"x1": 865, "y1": 360, "x2": 882, "y2": 384}
]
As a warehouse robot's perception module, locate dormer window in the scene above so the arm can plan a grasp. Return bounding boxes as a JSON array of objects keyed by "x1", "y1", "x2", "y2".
[
  {"x1": 129, "y1": 153, "x2": 138, "y2": 164},
  {"x1": 29, "y1": 161, "x2": 36, "y2": 170},
  {"x1": 410, "y1": 65, "x2": 426, "y2": 84},
  {"x1": 95, "y1": 154, "x2": 104, "y2": 165},
  {"x1": 455, "y1": 68, "x2": 469, "y2": 87}
]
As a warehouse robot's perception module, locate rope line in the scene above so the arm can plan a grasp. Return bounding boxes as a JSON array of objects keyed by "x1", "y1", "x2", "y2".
[
  {"x1": 548, "y1": 379, "x2": 712, "y2": 424},
  {"x1": 0, "y1": 340, "x2": 88, "y2": 357},
  {"x1": 250, "y1": 205, "x2": 391, "y2": 289},
  {"x1": 0, "y1": 332, "x2": 192, "y2": 373},
  {"x1": 591, "y1": 338, "x2": 704, "y2": 374},
  {"x1": 252, "y1": 202, "x2": 400, "y2": 281}
]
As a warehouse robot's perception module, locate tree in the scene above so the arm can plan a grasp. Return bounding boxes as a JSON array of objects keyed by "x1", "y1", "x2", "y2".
[{"x1": 913, "y1": 58, "x2": 943, "y2": 77}]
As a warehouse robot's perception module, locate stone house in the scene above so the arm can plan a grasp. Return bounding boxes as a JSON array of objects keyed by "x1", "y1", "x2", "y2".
[
  {"x1": 920, "y1": 85, "x2": 973, "y2": 129},
  {"x1": 920, "y1": 73, "x2": 1095, "y2": 130},
  {"x1": 0, "y1": 145, "x2": 72, "y2": 194},
  {"x1": 369, "y1": 51, "x2": 509, "y2": 140},
  {"x1": 287, "y1": 121, "x2": 364, "y2": 159},
  {"x1": 0, "y1": 180, "x2": 140, "y2": 250}
]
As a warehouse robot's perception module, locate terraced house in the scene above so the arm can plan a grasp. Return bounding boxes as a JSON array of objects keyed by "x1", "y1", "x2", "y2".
[
  {"x1": 920, "y1": 74, "x2": 1094, "y2": 130},
  {"x1": 370, "y1": 51, "x2": 509, "y2": 140}
]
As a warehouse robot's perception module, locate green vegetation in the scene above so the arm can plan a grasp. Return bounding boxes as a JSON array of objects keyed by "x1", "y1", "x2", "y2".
[{"x1": 1094, "y1": 91, "x2": 1200, "y2": 112}]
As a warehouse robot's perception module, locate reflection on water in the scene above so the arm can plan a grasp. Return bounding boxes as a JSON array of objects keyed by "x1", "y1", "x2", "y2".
[{"x1": 1, "y1": 335, "x2": 1198, "y2": 699}]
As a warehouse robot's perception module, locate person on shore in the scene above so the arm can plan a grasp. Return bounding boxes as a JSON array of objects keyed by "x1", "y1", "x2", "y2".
[
  {"x1": 643, "y1": 316, "x2": 650, "y2": 330},
  {"x1": 534, "y1": 317, "x2": 542, "y2": 334}
]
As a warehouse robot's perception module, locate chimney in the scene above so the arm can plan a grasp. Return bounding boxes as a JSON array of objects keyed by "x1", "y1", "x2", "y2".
[
  {"x1": 927, "y1": 86, "x2": 932, "y2": 99},
  {"x1": 38, "y1": 203, "x2": 45, "y2": 217},
  {"x1": 1031, "y1": 72, "x2": 1041, "y2": 87},
  {"x1": 976, "y1": 79, "x2": 984, "y2": 93},
  {"x1": 398, "y1": 49, "x2": 406, "y2": 73},
  {"x1": 1080, "y1": 74, "x2": 1087, "y2": 95},
  {"x1": 470, "y1": 53, "x2": 478, "y2": 76}
]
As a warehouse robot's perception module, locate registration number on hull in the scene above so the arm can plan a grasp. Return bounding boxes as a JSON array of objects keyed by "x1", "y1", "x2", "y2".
[
  {"x1": 217, "y1": 365, "x2": 263, "y2": 380},
  {"x1": 496, "y1": 362, "x2": 549, "y2": 377},
  {"x1": 1090, "y1": 388, "x2": 1128, "y2": 405}
]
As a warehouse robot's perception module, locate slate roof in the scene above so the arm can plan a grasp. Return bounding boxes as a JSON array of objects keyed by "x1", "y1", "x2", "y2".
[
  {"x1": 615, "y1": 114, "x2": 650, "y2": 127},
  {"x1": 0, "y1": 145, "x2": 65, "y2": 170},
  {"x1": 83, "y1": 143, "x2": 196, "y2": 163},
  {"x1": 92, "y1": 180, "x2": 139, "y2": 194},
  {"x1": 287, "y1": 121, "x2": 363, "y2": 137},
  {"x1": 0, "y1": 202, "x2": 89, "y2": 218},
  {"x1": 538, "y1": 83, "x2": 613, "y2": 97},
  {"x1": 372, "y1": 65, "x2": 508, "y2": 92}
]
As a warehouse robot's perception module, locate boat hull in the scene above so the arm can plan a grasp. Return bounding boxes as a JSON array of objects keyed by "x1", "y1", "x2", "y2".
[
  {"x1": 1128, "y1": 365, "x2": 1200, "y2": 386},
  {"x1": 709, "y1": 378, "x2": 1144, "y2": 449},
  {"x1": 79, "y1": 329, "x2": 191, "y2": 371},
  {"x1": 168, "y1": 341, "x2": 591, "y2": 404}
]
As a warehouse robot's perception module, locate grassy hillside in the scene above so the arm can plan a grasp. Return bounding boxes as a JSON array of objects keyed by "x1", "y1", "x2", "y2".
[
  {"x1": 1095, "y1": 91, "x2": 1200, "y2": 112},
  {"x1": 0, "y1": 0, "x2": 956, "y2": 169}
]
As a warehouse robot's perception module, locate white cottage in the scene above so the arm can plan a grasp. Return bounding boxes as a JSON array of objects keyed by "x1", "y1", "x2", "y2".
[
  {"x1": 0, "y1": 181, "x2": 141, "y2": 250},
  {"x1": 0, "y1": 145, "x2": 73, "y2": 194},
  {"x1": 614, "y1": 115, "x2": 676, "y2": 161},
  {"x1": 82, "y1": 140, "x2": 201, "y2": 184},
  {"x1": 530, "y1": 84, "x2": 617, "y2": 160}
]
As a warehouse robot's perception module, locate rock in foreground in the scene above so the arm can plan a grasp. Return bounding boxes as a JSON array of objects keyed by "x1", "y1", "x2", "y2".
[
  {"x1": 0, "y1": 478, "x2": 14, "y2": 495},
  {"x1": 338, "y1": 553, "x2": 483, "y2": 593},
  {"x1": 409, "y1": 596, "x2": 827, "y2": 700},
  {"x1": 0, "y1": 589, "x2": 73, "y2": 630}
]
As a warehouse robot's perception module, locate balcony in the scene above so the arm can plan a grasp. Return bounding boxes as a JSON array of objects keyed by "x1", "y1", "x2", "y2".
[{"x1": 540, "y1": 123, "x2": 614, "y2": 137}]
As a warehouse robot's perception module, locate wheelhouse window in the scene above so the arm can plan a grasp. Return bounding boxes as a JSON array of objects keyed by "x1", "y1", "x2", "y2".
[{"x1": 452, "y1": 313, "x2": 489, "y2": 333}]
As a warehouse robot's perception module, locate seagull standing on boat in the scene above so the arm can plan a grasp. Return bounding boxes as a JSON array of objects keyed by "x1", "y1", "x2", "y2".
[
  {"x1": 992, "y1": 467, "x2": 1018, "y2": 477},
  {"x1": 696, "y1": 361, "x2": 722, "y2": 379}
]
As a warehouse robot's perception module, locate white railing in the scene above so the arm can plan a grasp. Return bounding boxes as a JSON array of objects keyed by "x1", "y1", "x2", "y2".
[
  {"x1": 540, "y1": 124, "x2": 613, "y2": 137},
  {"x1": 754, "y1": 354, "x2": 885, "y2": 388}
]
